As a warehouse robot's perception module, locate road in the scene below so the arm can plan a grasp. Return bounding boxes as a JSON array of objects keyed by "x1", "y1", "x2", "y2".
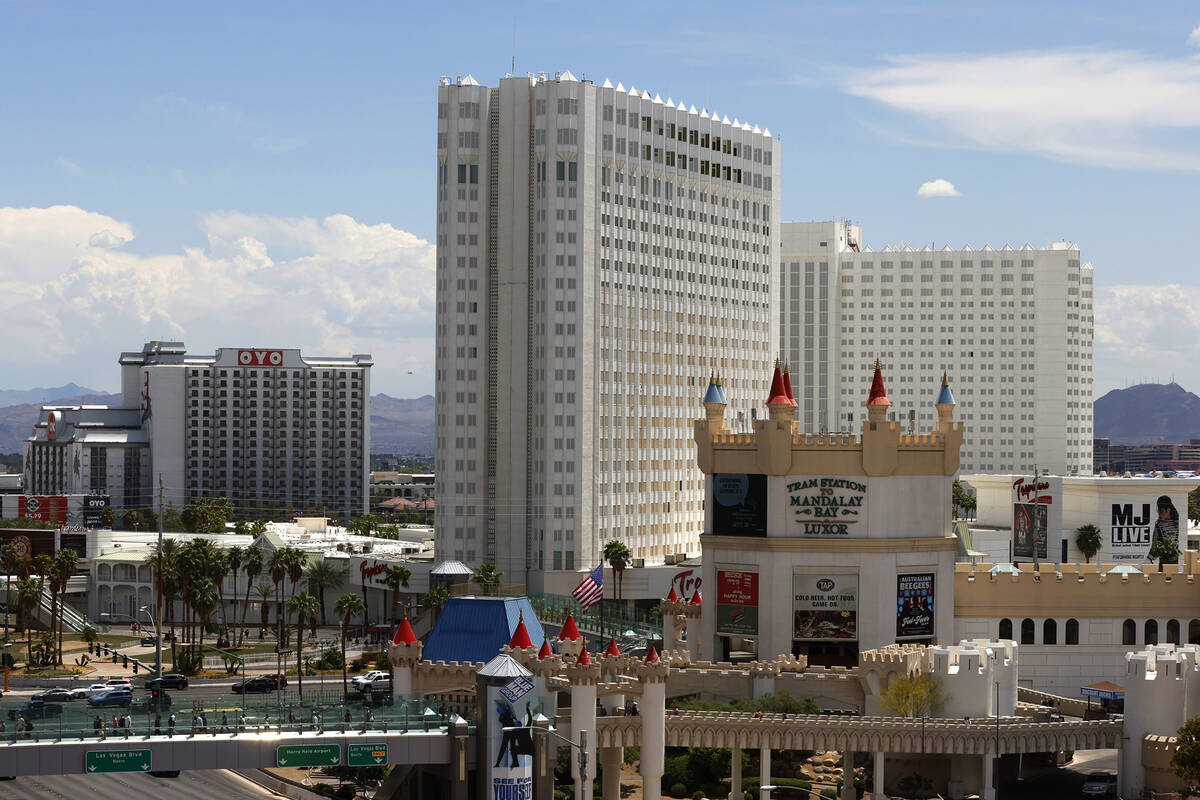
[
  {"x1": 0, "y1": 769, "x2": 281, "y2": 799},
  {"x1": 1010, "y1": 748, "x2": 1118, "y2": 799}
]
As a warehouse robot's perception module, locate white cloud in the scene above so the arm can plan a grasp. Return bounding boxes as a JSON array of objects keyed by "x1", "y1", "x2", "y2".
[
  {"x1": 0, "y1": 205, "x2": 435, "y2": 393},
  {"x1": 1189, "y1": 25, "x2": 1200, "y2": 48},
  {"x1": 916, "y1": 178, "x2": 961, "y2": 198},
  {"x1": 1094, "y1": 283, "x2": 1200, "y2": 393},
  {"x1": 846, "y1": 47, "x2": 1200, "y2": 170},
  {"x1": 57, "y1": 156, "x2": 82, "y2": 176}
]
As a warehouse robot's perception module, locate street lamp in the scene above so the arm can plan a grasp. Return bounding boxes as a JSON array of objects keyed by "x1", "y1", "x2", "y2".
[
  {"x1": 202, "y1": 643, "x2": 247, "y2": 718},
  {"x1": 3, "y1": 642, "x2": 11, "y2": 694},
  {"x1": 138, "y1": 605, "x2": 161, "y2": 678},
  {"x1": 504, "y1": 726, "x2": 588, "y2": 800}
]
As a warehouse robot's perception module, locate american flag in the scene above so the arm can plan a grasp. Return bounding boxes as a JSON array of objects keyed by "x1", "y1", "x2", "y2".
[{"x1": 571, "y1": 564, "x2": 604, "y2": 611}]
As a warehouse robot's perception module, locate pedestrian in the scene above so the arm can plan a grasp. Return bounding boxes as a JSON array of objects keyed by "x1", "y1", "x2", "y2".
[
  {"x1": 220, "y1": 711, "x2": 229, "y2": 733},
  {"x1": 94, "y1": 715, "x2": 104, "y2": 737},
  {"x1": 112, "y1": 714, "x2": 118, "y2": 730},
  {"x1": 288, "y1": 709, "x2": 296, "y2": 725},
  {"x1": 238, "y1": 712, "x2": 247, "y2": 733},
  {"x1": 630, "y1": 700, "x2": 639, "y2": 717},
  {"x1": 15, "y1": 715, "x2": 25, "y2": 736},
  {"x1": 168, "y1": 712, "x2": 176, "y2": 737},
  {"x1": 200, "y1": 711, "x2": 208, "y2": 733},
  {"x1": 364, "y1": 707, "x2": 374, "y2": 729},
  {"x1": 123, "y1": 713, "x2": 132, "y2": 737},
  {"x1": 343, "y1": 709, "x2": 352, "y2": 726}
]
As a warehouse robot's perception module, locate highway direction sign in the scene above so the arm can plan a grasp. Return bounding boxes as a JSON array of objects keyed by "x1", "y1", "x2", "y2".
[
  {"x1": 86, "y1": 749, "x2": 152, "y2": 773},
  {"x1": 348, "y1": 742, "x2": 388, "y2": 766},
  {"x1": 276, "y1": 743, "x2": 342, "y2": 768}
]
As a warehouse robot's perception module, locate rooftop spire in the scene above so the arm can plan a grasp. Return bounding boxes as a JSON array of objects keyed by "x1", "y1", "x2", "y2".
[
  {"x1": 508, "y1": 610, "x2": 534, "y2": 649},
  {"x1": 766, "y1": 359, "x2": 790, "y2": 406},
  {"x1": 936, "y1": 370, "x2": 957, "y2": 406},
  {"x1": 782, "y1": 363, "x2": 797, "y2": 407},
  {"x1": 559, "y1": 613, "x2": 581, "y2": 641},
  {"x1": 392, "y1": 617, "x2": 418, "y2": 645},
  {"x1": 866, "y1": 358, "x2": 890, "y2": 407},
  {"x1": 538, "y1": 639, "x2": 553, "y2": 660}
]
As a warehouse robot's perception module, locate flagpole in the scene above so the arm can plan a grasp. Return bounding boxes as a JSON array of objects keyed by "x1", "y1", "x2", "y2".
[{"x1": 599, "y1": 562, "x2": 605, "y2": 645}]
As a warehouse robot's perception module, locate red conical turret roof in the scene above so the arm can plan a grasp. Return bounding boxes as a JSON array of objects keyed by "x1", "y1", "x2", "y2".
[
  {"x1": 538, "y1": 640, "x2": 553, "y2": 660},
  {"x1": 666, "y1": 587, "x2": 679, "y2": 602},
  {"x1": 783, "y1": 364, "x2": 797, "y2": 407},
  {"x1": 576, "y1": 646, "x2": 592, "y2": 666},
  {"x1": 644, "y1": 646, "x2": 660, "y2": 664},
  {"x1": 866, "y1": 359, "x2": 891, "y2": 407},
  {"x1": 393, "y1": 618, "x2": 418, "y2": 645},
  {"x1": 604, "y1": 639, "x2": 621, "y2": 657},
  {"x1": 509, "y1": 612, "x2": 534, "y2": 649},
  {"x1": 559, "y1": 613, "x2": 581, "y2": 640},
  {"x1": 766, "y1": 360, "x2": 790, "y2": 406},
  {"x1": 690, "y1": 589, "x2": 702, "y2": 606}
]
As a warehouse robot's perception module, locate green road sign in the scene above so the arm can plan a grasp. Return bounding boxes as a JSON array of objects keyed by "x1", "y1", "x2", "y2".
[
  {"x1": 276, "y1": 743, "x2": 342, "y2": 768},
  {"x1": 86, "y1": 749, "x2": 152, "y2": 774},
  {"x1": 348, "y1": 742, "x2": 388, "y2": 767}
]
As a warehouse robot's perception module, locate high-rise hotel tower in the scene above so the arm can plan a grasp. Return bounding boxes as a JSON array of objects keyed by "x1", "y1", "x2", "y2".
[{"x1": 435, "y1": 71, "x2": 780, "y2": 588}]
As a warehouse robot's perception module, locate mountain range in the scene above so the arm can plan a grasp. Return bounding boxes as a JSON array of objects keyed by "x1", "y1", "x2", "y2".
[
  {"x1": 1093, "y1": 383, "x2": 1200, "y2": 446},
  {"x1": 0, "y1": 390, "x2": 434, "y2": 455}
]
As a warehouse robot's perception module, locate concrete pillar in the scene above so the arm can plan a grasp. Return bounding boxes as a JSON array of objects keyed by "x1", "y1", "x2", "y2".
[
  {"x1": 533, "y1": 718, "x2": 555, "y2": 800},
  {"x1": 600, "y1": 746, "x2": 622, "y2": 800},
  {"x1": 449, "y1": 717, "x2": 469, "y2": 800},
  {"x1": 759, "y1": 747, "x2": 771, "y2": 800},
  {"x1": 841, "y1": 750, "x2": 856, "y2": 800},
  {"x1": 569, "y1": 680, "x2": 597, "y2": 800},
  {"x1": 872, "y1": 751, "x2": 885, "y2": 800},
  {"x1": 729, "y1": 746, "x2": 742, "y2": 800},
  {"x1": 640, "y1": 653, "x2": 668, "y2": 800},
  {"x1": 982, "y1": 753, "x2": 995, "y2": 800}
]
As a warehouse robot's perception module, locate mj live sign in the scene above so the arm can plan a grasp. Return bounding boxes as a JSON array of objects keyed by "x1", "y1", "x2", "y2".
[
  {"x1": 348, "y1": 742, "x2": 388, "y2": 766},
  {"x1": 86, "y1": 749, "x2": 152, "y2": 773},
  {"x1": 276, "y1": 743, "x2": 342, "y2": 767}
]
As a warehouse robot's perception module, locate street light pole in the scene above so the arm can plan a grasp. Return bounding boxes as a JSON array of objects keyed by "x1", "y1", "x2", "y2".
[
  {"x1": 155, "y1": 475, "x2": 164, "y2": 679},
  {"x1": 138, "y1": 605, "x2": 159, "y2": 678}
]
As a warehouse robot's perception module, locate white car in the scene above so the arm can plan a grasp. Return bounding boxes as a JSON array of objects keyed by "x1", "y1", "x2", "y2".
[
  {"x1": 103, "y1": 679, "x2": 133, "y2": 691},
  {"x1": 68, "y1": 687, "x2": 92, "y2": 699},
  {"x1": 85, "y1": 683, "x2": 113, "y2": 697},
  {"x1": 351, "y1": 670, "x2": 388, "y2": 689}
]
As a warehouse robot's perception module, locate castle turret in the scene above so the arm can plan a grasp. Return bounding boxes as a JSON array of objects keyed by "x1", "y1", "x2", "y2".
[
  {"x1": 936, "y1": 370, "x2": 956, "y2": 426},
  {"x1": 702, "y1": 372, "x2": 728, "y2": 427},
  {"x1": 935, "y1": 371, "x2": 964, "y2": 473},
  {"x1": 765, "y1": 360, "x2": 794, "y2": 422},
  {"x1": 782, "y1": 363, "x2": 797, "y2": 407},
  {"x1": 865, "y1": 358, "x2": 891, "y2": 424},
  {"x1": 862, "y1": 359, "x2": 900, "y2": 476}
]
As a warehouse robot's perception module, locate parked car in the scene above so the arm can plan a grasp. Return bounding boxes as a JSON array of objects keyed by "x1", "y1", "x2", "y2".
[
  {"x1": 7, "y1": 699, "x2": 64, "y2": 720},
  {"x1": 32, "y1": 688, "x2": 74, "y2": 703},
  {"x1": 232, "y1": 677, "x2": 278, "y2": 694},
  {"x1": 261, "y1": 673, "x2": 288, "y2": 689},
  {"x1": 103, "y1": 678, "x2": 133, "y2": 691},
  {"x1": 145, "y1": 673, "x2": 189, "y2": 690},
  {"x1": 132, "y1": 692, "x2": 172, "y2": 712},
  {"x1": 351, "y1": 670, "x2": 388, "y2": 689},
  {"x1": 355, "y1": 674, "x2": 391, "y2": 693},
  {"x1": 68, "y1": 686, "x2": 92, "y2": 700},
  {"x1": 84, "y1": 683, "x2": 114, "y2": 697},
  {"x1": 1081, "y1": 771, "x2": 1118, "y2": 797},
  {"x1": 87, "y1": 689, "x2": 133, "y2": 708},
  {"x1": 139, "y1": 635, "x2": 159, "y2": 647},
  {"x1": 149, "y1": 770, "x2": 181, "y2": 778}
]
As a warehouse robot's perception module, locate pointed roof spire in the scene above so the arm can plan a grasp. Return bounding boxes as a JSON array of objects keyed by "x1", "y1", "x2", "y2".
[
  {"x1": 766, "y1": 359, "x2": 790, "y2": 406},
  {"x1": 393, "y1": 617, "x2": 418, "y2": 645},
  {"x1": 576, "y1": 646, "x2": 592, "y2": 666},
  {"x1": 866, "y1": 358, "x2": 891, "y2": 407},
  {"x1": 937, "y1": 371, "x2": 957, "y2": 406},
  {"x1": 509, "y1": 610, "x2": 534, "y2": 649},
  {"x1": 666, "y1": 587, "x2": 679, "y2": 603},
  {"x1": 703, "y1": 372, "x2": 728, "y2": 405},
  {"x1": 604, "y1": 639, "x2": 621, "y2": 657},
  {"x1": 538, "y1": 639, "x2": 554, "y2": 660},
  {"x1": 644, "y1": 646, "x2": 660, "y2": 664},
  {"x1": 782, "y1": 363, "x2": 797, "y2": 407},
  {"x1": 559, "y1": 613, "x2": 581, "y2": 640},
  {"x1": 689, "y1": 589, "x2": 702, "y2": 606}
]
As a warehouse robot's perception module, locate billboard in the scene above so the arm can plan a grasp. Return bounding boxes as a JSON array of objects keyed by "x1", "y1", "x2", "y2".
[
  {"x1": 1106, "y1": 494, "x2": 1181, "y2": 564},
  {"x1": 712, "y1": 474, "x2": 767, "y2": 536},
  {"x1": 237, "y1": 349, "x2": 284, "y2": 367},
  {"x1": 1012, "y1": 503, "x2": 1048, "y2": 560},
  {"x1": 484, "y1": 674, "x2": 535, "y2": 800},
  {"x1": 793, "y1": 573, "x2": 857, "y2": 642},
  {"x1": 19, "y1": 495, "x2": 68, "y2": 524},
  {"x1": 715, "y1": 570, "x2": 759, "y2": 637},
  {"x1": 788, "y1": 477, "x2": 867, "y2": 537},
  {"x1": 82, "y1": 496, "x2": 110, "y2": 528},
  {"x1": 1011, "y1": 476, "x2": 1060, "y2": 560},
  {"x1": 896, "y1": 573, "x2": 935, "y2": 639}
]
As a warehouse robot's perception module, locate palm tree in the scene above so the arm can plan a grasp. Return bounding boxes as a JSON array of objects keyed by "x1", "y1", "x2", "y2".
[
  {"x1": 603, "y1": 540, "x2": 632, "y2": 604},
  {"x1": 334, "y1": 592, "x2": 365, "y2": 699},
  {"x1": 382, "y1": 564, "x2": 412, "y2": 630},
  {"x1": 16, "y1": 578, "x2": 40, "y2": 667},
  {"x1": 268, "y1": 548, "x2": 289, "y2": 648},
  {"x1": 239, "y1": 545, "x2": 263, "y2": 646},
  {"x1": 1075, "y1": 524, "x2": 1102, "y2": 564},
  {"x1": 254, "y1": 583, "x2": 274, "y2": 633},
  {"x1": 284, "y1": 548, "x2": 308, "y2": 647},
  {"x1": 287, "y1": 592, "x2": 320, "y2": 701},
  {"x1": 305, "y1": 558, "x2": 346, "y2": 627},
  {"x1": 423, "y1": 584, "x2": 450, "y2": 623},
  {"x1": 53, "y1": 548, "x2": 78, "y2": 664},
  {"x1": 471, "y1": 563, "x2": 502, "y2": 595},
  {"x1": 187, "y1": 577, "x2": 219, "y2": 654},
  {"x1": 1, "y1": 541, "x2": 15, "y2": 637},
  {"x1": 225, "y1": 545, "x2": 245, "y2": 640}
]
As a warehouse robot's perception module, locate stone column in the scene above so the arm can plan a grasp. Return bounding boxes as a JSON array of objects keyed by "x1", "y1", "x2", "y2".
[
  {"x1": 600, "y1": 746, "x2": 622, "y2": 800},
  {"x1": 660, "y1": 597, "x2": 686, "y2": 653},
  {"x1": 532, "y1": 716, "x2": 555, "y2": 800},
  {"x1": 387, "y1": 621, "x2": 423, "y2": 695},
  {"x1": 729, "y1": 746, "x2": 742, "y2": 800},
  {"x1": 841, "y1": 750, "x2": 857, "y2": 800},
  {"x1": 759, "y1": 747, "x2": 771, "y2": 800},
  {"x1": 750, "y1": 662, "x2": 778, "y2": 700},
  {"x1": 449, "y1": 716, "x2": 470, "y2": 800},
  {"x1": 982, "y1": 752, "x2": 995, "y2": 800},
  {"x1": 639, "y1": 650, "x2": 669, "y2": 800},
  {"x1": 872, "y1": 751, "x2": 885, "y2": 800},
  {"x1": 567, "y1": 651, "x2": 600, "y2": 800}
]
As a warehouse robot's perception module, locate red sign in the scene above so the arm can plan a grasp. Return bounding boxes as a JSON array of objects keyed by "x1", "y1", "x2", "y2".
[
  {"x1": 237, "y1": 349, "x2": 284, "y2": 367},
  {"x1": 359, "y1": 560, "x2": 388, "y2": 584},
  {"x1": 716, "y1": 570, "x2": 758, "y2": 606},
  {"x1": 47, "y1": 411, "x2": 57, "y2": 441},
  {"x1": 18, "y1": 496, "x2": 68, "y2": 524},
  {"x1": 669, "y1": 568, "x2": 702, "y2": 600},
  {"x1": 1013, "y1": 477, "x2": 1052, "y2": 504}
]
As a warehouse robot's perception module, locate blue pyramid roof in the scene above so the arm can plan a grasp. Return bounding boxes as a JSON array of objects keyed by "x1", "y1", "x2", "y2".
[
  {"x1": 937, "y1": 375, "x2": 956, "y2": 405},
  {"x1": 703, "y1": 379, "x2": 727, "y2": 405},
  {"x1": 422, "y1": 596, "x2": 546, "y2": 664}
]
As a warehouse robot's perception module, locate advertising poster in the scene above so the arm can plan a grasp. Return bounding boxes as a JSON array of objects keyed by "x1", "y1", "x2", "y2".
[
  {"x1": 1012, "y1": 503, "x2": 1048, "y2": 560},
  {"x1": 716, "y1": 570, "x2": 759, "y2": 636},
  {"x1": 793, "y1": 573, "x2": 858, "y2": 641},
  {"x1": 896, "y1": 573, "x2": 935, "y2": 639},
  {"x1": 787, "y1": 477, "x2": 867, "y2": 537},
  {"x1": 485, "y1": 675, "x2": 534, "y2": 799},
  {"x1": 1107, "y1": 494, "x2": 1182, "y2": 564},
  {"x1": 18, "y1": 495, "x2": 68, "y2": 525},
  {"x1": 82, "y1": 496, "x2": 110, "y2": 528},
  {"x1": 1010, "y1": 477, "x2": 1061, "y2": 561},
  {"x1": 712, "y1": 474, "x2": 767, "y2": 536}
]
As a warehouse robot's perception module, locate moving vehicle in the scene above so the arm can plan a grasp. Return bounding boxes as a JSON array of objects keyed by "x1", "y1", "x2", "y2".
[
  {"x1": 351, "y1": 670, "x2": 388, "y2": 689},
  {"x1": 32, "y1": 688, "x2": 74, "y2": 703},
  {"x1": 145, "y1": 673, "x2": 189, "y2": 690},
  {"x1": 132, "y1": 692, "x2": 172, "y2": 712},
  {"x1": 103, "y1": 678, "x2": 133, "y2": 691},
  {"x1": 68, "y1": 686, "x2": 92, "y2": 699},
  {"x1": 1081, "y1": 771, "x2": 1118, "y2": 797},
  {"x1": 84, "y1": 683, "x2": 113, "y2": 697},
  {"x1": 7, "y1": 699, "x2": 64, "y2": 720},
  {"x1": 263, "y1": 673, "x2": 288, "y2": 689},
  {"x1": 87, "y1": 689, "x2": 133, "y2": 708},
  {"x1": 232, "y1": 676, "x2": 278, "y2": 694},
  {"x1": 140, "y1": 635, "x2": 159, "y2": 647},
  {"x1": 355, "y1": 674, "x2": 391, "y2": 693},
  {"x1": 149, "y1": 770, "x2": 181, "y2": 778}
]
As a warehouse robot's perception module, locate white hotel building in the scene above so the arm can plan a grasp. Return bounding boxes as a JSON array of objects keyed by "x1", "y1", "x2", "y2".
[
  {"x1": 779, "y1": 221, "x2": 1093, "y2": 476},
  {"x1": 434, "y1": 72, "x2": 780, "y2": 588}
]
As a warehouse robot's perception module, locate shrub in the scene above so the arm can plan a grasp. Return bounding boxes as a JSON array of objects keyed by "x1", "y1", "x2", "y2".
[
  {"x1": 670, "y1": 785, "x2": 688, "y2": 799},
  {"x1": 692, "y1": 792, "x2": 706, "y2": 800},
  {"x1": 334, "y1": 785, "x2": 356, "y2": 799},
  {"x1": 554, "y1": 791, "x2": 567, "y2": 800},
  {"x1": 820, "y1": 790, "x2": 837, "y2": 800},
  {"x1": 624, "y1": 746, "x2": 640, "y2": 765}
]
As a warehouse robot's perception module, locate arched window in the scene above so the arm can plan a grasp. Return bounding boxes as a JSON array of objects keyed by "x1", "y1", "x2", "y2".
[
  {"x1": 1065, "y1": 619, "x2": 1079, "y2": 645},
  {"x1": 1168, "y1": 619, "x2": 1181, "y2": 645},
  {"x1": 1021, "y1": 618, "x2": 1035, "y2": 645},
  {"x1": 1189, "y1": 619, "x2": 1200, "y2": 645},
  {"x1": 999, "y1": 618, "x2": 1012, "y2": 640},
  {"x1": 1146, "y1": 620, "x2": 1159, "y2": 646},
  {"x1": 1122, "y1": 619, "x2": 1136, "y2": 646},
  {"x1": 1043, "y1": 619, "x2": 1058, "y2": 645}
]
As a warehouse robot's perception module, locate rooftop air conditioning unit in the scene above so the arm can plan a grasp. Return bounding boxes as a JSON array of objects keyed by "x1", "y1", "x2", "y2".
[{"x1": 631, "y1": 558, "x2": 645, "y2": 568}]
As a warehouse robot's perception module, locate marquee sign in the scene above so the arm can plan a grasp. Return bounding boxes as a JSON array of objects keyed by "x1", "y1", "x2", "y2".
[
  {"x1": 238, "y1": 349, "x2": 284, "y2": 367},
  {"x1": 789, "y1": 478, "x2": 867, "y2": 536}
]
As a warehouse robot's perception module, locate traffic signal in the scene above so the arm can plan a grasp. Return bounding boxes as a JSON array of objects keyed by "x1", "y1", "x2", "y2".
[
  {"x1": 122, "y1": 654, "x2": 128, "y2": 668},
  {"x1": 87, "y1": 642, "x2": 94, "y2": 655},
  {"x1": 133, "y1": 661, "x2": 139, "y2": 674}
]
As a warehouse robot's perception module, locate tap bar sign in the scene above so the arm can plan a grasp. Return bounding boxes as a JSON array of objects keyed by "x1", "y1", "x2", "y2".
[
  {"x1": 716, "y1": 570, "x2": 759, "y2": 637},
  {"x1": 793, "y1": 573, "x2": 858, "y2": 642},
  {"x1": 896, "y1": 573, "x2": 935, "y2": 639}
]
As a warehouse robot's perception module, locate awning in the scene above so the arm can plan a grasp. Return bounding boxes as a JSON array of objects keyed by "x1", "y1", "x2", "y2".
[{"x1": 1081, "y1": 681, "x2": 1125, "y2": 701}]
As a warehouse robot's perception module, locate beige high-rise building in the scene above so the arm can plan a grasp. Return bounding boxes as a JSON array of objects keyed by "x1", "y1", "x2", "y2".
[{"x1": 434, "y1": 71, "x2": 780, "y2": 588}]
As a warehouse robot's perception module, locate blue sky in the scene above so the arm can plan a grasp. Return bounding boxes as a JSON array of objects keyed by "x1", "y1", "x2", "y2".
[{"x1": 2, "y1": 1, "x2": 1199, "y2": 397}]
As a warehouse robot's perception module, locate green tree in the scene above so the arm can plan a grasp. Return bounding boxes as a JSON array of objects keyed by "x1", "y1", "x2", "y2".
[
  {"x1": 16, "y1": 577, "x2": 41, "y2": 667},
  {"x1": 1, "y1": 541, "x2": 15, "y2": 638},
  {"x1": 268, "y1": 548, "x2": 289, "y2": 648},
  {"x1": 239, "y1": 544, "x2": 264, "y2": 646},
  {"x1": 423, "y1": 584, "x2": 450, "y2": 622},
  {"x1": 382, "y1": 564, "x2": 412, "y2": 630},
  {"x1": 305, "y1": 558, "x2": 346, "y2": 627},
  {"x1": 187, "y1": 577, "x2": 220, "y2": 655},
  {"x1": 952, "y1": 479, "x2": 976, "y2": 520},
  {"x1": 181, "y1": 497, "x2": 234, "y2": 533},
  {"x1": 1150, "y1": 534, "x2": 1181, "y2": 571},
  {"x1": 52, "y1": 548, "x2": 78, "y2": 664},
  {"x1": 254, "y1": 583, "x2": 274, "y2": 633},
  {"x1": 603, "y1": 540, "x2": 632, "y2": 603},
  {"x1": 98, "y1": 505, "x2": 116, "y2": 528},
  {"x1": 334, "y1": 592, "x2": 366, "y2": 699},
  {"x1": 120, "y1": 509, "x2": 139, "y2": 530},
  {"x1": 1075, "y1": 524, "x2": 1102, "y2": 563},
  {"x1": 880, "y1": 672, "x2": 944, "y2": 718},
  {"x1": 471, "y1": 563, "x2": 503, "y2": 595},
  {"x1": 287, "y1": 592, "x2": 320, "y2": 700},
  {"x1": 1172, "y1": 715, "x2": 1200, "y2": 795}
]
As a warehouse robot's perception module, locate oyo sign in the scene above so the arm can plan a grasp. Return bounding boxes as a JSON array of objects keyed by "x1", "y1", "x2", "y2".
[{"x1": 238, "y1": 349, "x2": 284, "y2": 367}]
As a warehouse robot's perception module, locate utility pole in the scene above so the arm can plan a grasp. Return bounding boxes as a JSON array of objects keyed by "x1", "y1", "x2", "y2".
[{"x1": 156, "y1": 474, "x2": 164, "y2": 679}]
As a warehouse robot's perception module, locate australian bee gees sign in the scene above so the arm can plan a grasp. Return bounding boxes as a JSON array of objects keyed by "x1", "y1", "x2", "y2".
[{"x1": 790, "y1": 478, "x2": 867, "y2": 536}]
